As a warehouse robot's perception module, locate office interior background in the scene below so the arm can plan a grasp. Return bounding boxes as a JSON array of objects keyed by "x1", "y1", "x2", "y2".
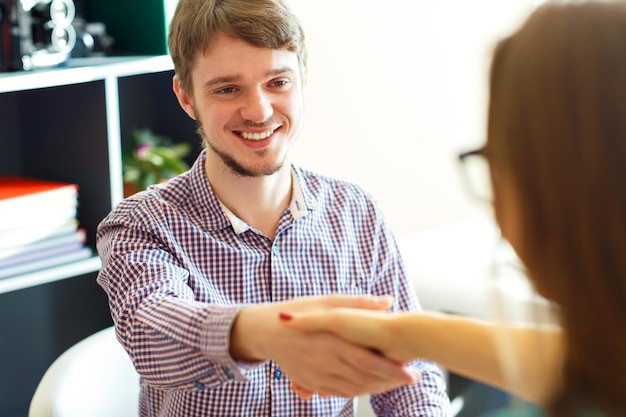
[
  {"x1": 0, "y1": 0, "x2": 548, "y2": 416},
  {"x1": 290, "y1": 0, "x2": 544, "y2": 236}
]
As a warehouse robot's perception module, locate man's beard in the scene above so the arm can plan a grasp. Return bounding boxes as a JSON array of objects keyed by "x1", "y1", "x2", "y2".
[{"x1": 197, "y1": 125, "x2": 286, "y2": 178}]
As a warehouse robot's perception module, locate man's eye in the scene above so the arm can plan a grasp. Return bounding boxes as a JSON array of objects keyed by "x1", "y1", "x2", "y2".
[
  {"x1": 271, "y1": 80, "x2": 289, "y2": 87},
  {"x1": 216, "y1": 86, "x2": 237, "y2": 94}
]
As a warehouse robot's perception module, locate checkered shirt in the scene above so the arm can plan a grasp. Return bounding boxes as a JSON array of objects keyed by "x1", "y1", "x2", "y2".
[{"x1": 96, "y1": 150, "x2": 450, "y2": 417}]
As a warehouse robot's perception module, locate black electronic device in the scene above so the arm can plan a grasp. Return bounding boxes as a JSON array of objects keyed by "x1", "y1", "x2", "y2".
[{"x1": 0, "y1": 0, "x2": 77, "y2": 71}]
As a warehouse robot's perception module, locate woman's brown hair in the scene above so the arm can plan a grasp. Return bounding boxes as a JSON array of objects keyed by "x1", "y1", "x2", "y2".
[{"x1": 487, "y1": 2, "x2": 626, "y2": 416}]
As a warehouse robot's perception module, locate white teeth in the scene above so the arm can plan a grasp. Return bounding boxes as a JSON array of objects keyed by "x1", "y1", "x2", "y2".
[{"x1": 240, "y1": 130, "x2": 274, "y2": 141}]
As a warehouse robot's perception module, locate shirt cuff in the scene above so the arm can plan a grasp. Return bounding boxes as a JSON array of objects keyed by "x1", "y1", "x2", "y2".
[{"x1": 199, "y1": 304, "x2": 265, "y2": 382}]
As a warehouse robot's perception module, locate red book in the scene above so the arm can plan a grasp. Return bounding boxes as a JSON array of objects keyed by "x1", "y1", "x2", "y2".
[
  {"x1": 0, "y1": 176, "x2": 78, "y2": 232},
  {"x1": 0, "y1": 176, "x2": 78, "y2": 201}
]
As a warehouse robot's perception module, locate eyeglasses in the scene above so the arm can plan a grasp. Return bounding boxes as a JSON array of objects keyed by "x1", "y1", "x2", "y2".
[{"x1": 458, "y1": 147, "x2": 493, "y2": 202}]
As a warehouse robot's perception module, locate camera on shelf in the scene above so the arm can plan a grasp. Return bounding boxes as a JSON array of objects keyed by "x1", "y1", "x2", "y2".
[{"x1": 0, "y1": 0, "x2": 77, "y2": 71}]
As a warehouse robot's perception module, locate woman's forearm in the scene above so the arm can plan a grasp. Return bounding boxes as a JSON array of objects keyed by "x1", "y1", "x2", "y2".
[{"x1": 393, "y1": 313, "x2": 562, "y2": 404}]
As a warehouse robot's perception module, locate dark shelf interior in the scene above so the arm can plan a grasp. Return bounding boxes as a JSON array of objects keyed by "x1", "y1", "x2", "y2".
[
  {"x1": 0, "y1": 273, "x2": 112, "y2": 416},
  {"x1": 0, "y1": 81, "x2": 111, "y2": 251}
]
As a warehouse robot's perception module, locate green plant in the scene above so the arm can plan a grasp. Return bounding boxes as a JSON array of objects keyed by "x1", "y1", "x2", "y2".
[{"x1": 123, "y1": 128, "x2": 192, "y2": 192}]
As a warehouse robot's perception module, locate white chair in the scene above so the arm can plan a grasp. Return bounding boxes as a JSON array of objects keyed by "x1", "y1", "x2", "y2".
[{"x1": 29, "y1": 326, "x2": 140, "y2": 417}]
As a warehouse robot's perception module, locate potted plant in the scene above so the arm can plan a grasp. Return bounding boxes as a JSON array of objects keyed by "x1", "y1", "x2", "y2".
[{"x1": 122, "y1": 128, "x2": 192, "y2": 196}]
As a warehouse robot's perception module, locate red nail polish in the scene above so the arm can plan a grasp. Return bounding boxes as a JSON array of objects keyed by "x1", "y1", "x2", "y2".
[{"x1": 279, "y1": 312, "x2": 293, "y2": 321}]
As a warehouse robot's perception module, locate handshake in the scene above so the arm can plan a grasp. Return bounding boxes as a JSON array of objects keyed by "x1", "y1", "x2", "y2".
[{"x1": 230, "y1": 295, "x2": 424, "y2": 400}]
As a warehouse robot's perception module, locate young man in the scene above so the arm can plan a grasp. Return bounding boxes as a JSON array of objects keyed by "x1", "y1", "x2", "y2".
[{"x1": 96, "y1": 0, "x2": 449, "y2": 415}]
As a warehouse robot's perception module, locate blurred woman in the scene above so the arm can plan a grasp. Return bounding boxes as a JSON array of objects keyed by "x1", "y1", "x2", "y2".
[{"x1": 281, "y1": 2, "x2": 626, "y2": 416}]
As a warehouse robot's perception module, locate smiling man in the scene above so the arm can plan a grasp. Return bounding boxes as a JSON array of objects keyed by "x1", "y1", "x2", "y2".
[{"x1": 95, "y1": 0, "x2": 449, "y2": 416}]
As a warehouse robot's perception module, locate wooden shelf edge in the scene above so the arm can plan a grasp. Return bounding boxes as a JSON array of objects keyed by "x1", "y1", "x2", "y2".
[{"x1": 0, "y1": 255, "x2": 102, "y2": 295}]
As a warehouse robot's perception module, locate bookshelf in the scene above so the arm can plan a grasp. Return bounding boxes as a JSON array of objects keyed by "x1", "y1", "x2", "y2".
[
  {"x1": 0, "y1": 55, "x2": 198, "y2": 416},
  {"x1": 0, "y1": 55, "x2": 177, "y2": 292}
]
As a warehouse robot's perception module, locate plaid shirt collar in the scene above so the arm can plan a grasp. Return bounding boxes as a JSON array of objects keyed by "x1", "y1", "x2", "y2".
[{"x1": 189, "y1": 150, "x2": 312, "y2": 235}]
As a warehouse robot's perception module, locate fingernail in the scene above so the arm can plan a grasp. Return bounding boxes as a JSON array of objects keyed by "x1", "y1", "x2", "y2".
[{"x1": 279, "y1": 312, "x2": 293, "y2": 321}]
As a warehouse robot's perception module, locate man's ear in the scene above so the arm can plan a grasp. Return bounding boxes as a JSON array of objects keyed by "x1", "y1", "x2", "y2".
[{"x1": 173, "y1": 75, "x2": 197, "y2": 120}]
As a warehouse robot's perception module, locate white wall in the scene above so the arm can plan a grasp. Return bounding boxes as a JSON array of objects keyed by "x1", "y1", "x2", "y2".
[{"x1": 288, "y1": 0, "x2": 540, "y2": 237}]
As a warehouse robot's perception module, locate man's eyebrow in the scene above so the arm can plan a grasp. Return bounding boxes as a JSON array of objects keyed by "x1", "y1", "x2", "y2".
[
  {"x1": 268, "y1": 67, "x2": 296, "y2": 77},
  {"x1": 203, "y1": 76, "x2": 240, "y2": 91},
  {"x1": 202, "y1": 67, "x2": 297, "y2": 90}
]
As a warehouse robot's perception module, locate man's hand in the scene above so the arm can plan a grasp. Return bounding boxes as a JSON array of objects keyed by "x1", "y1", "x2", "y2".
[
  {"x1": 278, "y1": 307, "x2": 420, "y2": 366},
  {"x1": 229, "y1": 295, "x2": 420, "y2": 399}
]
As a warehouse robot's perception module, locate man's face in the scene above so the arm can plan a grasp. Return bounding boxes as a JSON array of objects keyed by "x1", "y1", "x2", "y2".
[{"x1": 174, "y1": 32, "x2": 305, "y2": 177}]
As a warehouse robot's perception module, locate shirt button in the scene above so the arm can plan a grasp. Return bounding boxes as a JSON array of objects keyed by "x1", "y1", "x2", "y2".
[
  {"x1": 272, "y1": 246, "x2": 279, "y2": 256},
  {"x1": 195, "y1": 382, "x2": 205, "y2": 391},
  {"x1": 223, "y1": 366, "x2": 233, "y2": 378},
  {"x1": 274, "y1": 369, "x2": 283, "y2": 379}
]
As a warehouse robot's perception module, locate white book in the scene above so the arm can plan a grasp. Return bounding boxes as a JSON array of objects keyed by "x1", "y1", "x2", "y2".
[
  {"x1": 0, "y1": 219, "x2": 78, "y2": 250},
  {"x1": 0, "y1": 201, "x2": 77, "y2": 232},
  {"x1": 0, "y1": 240, "x2": 86, "y2": 269},
  {"x1": 0, "y1": 228, "x2": 87, "y2": 260},
  {"x1": 0, "y1": 247, "x2": 93, "y2": 280}
]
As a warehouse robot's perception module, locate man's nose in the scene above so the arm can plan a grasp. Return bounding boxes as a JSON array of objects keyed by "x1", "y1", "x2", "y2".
[{"x1": 240, "y1": 88, "x2": 273, "y2": 122}]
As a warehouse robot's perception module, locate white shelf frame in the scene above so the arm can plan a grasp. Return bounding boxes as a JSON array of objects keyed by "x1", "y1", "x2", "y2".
[{"x1": 0, "y1": 55, "x2": 174, "y2": 93}]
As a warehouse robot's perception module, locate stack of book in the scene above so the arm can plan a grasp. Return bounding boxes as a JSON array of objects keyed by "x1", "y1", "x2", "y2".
[{"x1": 0, "y1": 176, "x2": 92, "y2": 280}]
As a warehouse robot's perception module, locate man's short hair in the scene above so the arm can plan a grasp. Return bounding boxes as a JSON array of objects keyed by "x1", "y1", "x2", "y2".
[{"x1": 168, "y1": 0, "x2": 308, "y2": 94}]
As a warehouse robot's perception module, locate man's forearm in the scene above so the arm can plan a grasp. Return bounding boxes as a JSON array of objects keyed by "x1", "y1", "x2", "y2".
[{"x1": 229, "y1": 306, "x2": 268, "y2": 362}]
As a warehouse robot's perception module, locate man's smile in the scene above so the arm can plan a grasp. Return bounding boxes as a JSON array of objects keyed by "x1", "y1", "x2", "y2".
[{"x1": 236, "y1": 128, "x2": 277, "y2": 141}]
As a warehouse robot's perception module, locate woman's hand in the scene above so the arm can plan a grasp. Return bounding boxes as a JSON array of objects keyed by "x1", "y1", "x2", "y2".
[{"x1": 278, "y1": 307, "x2": 418, "y2": 365}]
